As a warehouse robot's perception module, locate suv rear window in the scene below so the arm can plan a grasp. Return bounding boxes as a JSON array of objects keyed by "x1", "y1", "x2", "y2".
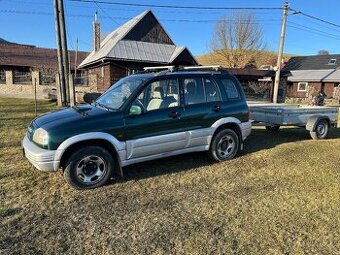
[
  {"x1": 182, "y1": 77, "x2": 221, "y2": 105},
  {"x1": 221, "y1": 78, "x2": 240, "y2": 99}
]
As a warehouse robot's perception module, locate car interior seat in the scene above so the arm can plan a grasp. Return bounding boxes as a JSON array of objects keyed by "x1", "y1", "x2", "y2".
[{"x1": 147, "y1": 87, "x2": 164, "y2": 111}]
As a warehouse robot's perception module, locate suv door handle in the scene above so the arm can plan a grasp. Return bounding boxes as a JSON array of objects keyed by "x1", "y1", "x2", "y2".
[
  {"x1": 169, "y1": 111, "x2": 181, "y2": 119},
  {"x1": 212, "y1": 105, "x2": 221, "y2": 112}
]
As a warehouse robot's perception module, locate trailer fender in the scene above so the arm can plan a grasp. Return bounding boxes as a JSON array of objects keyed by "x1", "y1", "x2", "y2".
[{"x1": 306, "y1": 116, "x2": 330, "y2": 131}]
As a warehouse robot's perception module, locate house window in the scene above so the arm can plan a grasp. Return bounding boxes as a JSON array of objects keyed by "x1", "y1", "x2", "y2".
[
  {"x1": 13, "y1": 69, "x2": 32, "y2": 85},
  {"x1": 297, "y1": 82, "x2": 308, "y2": 92},
  {"x1": 40, "y1": 71, "x2": 56, "y2": 85},
  {"x1": 0, "y1": 69, "x2": 5, "y2": 84},
  {"x1": 328, "y1": 59, "x2": 337, "y2": 65}
]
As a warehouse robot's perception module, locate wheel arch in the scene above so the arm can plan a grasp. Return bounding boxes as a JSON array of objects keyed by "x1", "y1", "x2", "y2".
[
  {"x1": 306, "y1": 115, "x2": 330, "y2": 131},
  {"x1": 211, "y1": 118, "x2": 243, "y2": 150},
  {"x1": 56, "y1": 133, "x2": 125, "y2": 176}
]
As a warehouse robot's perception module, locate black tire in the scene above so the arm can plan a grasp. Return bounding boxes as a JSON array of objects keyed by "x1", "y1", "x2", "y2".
[
  {"x1": 265, "y1": 125, "x2": 280, "y2": 132},
  {"x1": 63, "y1": 146, "x2": 114, "y2": 190},
  {"x1": 310, "y1": 119, "x2": 329, "y2": 140},
  {"x1": 209, "y1": 129, "x2": 239, "y2": 162}
]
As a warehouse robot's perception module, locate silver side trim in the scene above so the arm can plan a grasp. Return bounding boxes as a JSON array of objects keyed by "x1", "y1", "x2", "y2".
[
  {"x1": 121, "y1": 145, "x2": 209, "y2": 167},
  {"x1": 239, "y1": 121, "x2": 252, "y2": 141},
  {"x1": 55, "y1": 132, "x2": 127, "y2": 169}
]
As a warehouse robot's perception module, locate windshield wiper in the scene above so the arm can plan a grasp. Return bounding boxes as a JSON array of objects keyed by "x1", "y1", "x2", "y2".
[{"x1": 94, "y1": 102, "x2": 115, "y2": 111}]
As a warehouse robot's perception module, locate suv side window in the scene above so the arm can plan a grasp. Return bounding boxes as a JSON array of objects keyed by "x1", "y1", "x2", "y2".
[
  {"x1": 182, "y1": 77, "x2": 206, "y2": 105},
  {"x1": 221, "y1": 78, "x2": 240, "y2": 99},
  {"x1": 203, "y1": 77, "x2": 221, "y2": 102},
  {"x1": 133, "y1": 79, "x2": 180, "y2": 112}
]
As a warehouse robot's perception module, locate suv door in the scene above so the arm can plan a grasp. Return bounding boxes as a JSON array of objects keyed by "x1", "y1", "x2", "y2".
[
  {"x1": 178, "y1": 75, "x2": 224, "y2": 147},
  {"x1": 180, "y1": 75, "x2": 224, "y2": 129},
  {"x1": 123, "y1": 78, "x2": 187, "y2": 159}
]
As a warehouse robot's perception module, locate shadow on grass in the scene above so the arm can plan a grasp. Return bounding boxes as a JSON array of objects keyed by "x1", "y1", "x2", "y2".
[
  {"x1": 113, "y1": 127, "x2": 340, "y2": 184},
  {"x1": 0, "y1": 207, "x2": 21, "y2": 218}
]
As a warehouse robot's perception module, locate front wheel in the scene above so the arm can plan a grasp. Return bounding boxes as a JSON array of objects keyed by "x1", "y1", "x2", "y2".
[
  {"x1": 310, "y1": 119, "x2": 329, "y2": 140},
  {"x1": 209, "y1": 129, "x2": 239, "y2": 162},
  {"x1": 63, "y1": 146, "x2": 114, "y2": 189}
]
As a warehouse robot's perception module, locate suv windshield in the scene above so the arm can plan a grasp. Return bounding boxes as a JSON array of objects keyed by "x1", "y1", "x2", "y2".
[{"x1": 95, "y1": 75, "x2": 148, "y2": 110}]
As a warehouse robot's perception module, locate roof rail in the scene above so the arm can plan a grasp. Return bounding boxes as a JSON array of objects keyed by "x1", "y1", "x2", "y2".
[
  {"x1": 143, "y1": 66, "x2": 175, "y2": 72},
  {"x1": 182, "y1": 65, "x2": 222, "y2": 71}
]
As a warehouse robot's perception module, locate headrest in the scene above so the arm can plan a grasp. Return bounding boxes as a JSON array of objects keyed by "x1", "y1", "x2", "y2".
[{"x1": 152, "y1": 91, "x2": 162, "y2": 99}]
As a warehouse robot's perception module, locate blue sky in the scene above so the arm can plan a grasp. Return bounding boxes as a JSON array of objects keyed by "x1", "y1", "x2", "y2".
[{"x1": 1, "y1": 0, "x2": 340, "y2": 56}]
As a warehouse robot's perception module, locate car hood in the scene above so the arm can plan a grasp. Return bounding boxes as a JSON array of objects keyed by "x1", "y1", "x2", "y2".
[{"x1": 34, "y1": 104, "x2": 112, "y2": 128}]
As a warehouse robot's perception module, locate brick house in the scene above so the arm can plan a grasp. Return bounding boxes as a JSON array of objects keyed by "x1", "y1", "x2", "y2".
[
  {"x1": 284, "y1": 54, "x2": 340, "y2": 103},
  {"x1": 79, "y1": 10, "x2": 198, "y2": 92},
  {"x1": 0, "y1": 38, "x2": 88, "y2": 99}
]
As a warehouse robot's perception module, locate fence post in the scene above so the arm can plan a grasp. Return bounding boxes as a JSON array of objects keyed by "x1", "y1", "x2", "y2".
[{"x1": 34, "y1": 78, "x2": 37, "y2": 117}]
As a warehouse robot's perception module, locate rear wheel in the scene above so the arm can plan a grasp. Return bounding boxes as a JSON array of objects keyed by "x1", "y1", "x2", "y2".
[
  {"x1": 209, "y1": 129, "x2": 239, "y2": 161},
  {"x1": 310, "y1": 119, "x2": 329, "y2": 140},
  {"x1": 63, "y1": 146, "x2": 114, "y2": 189}
]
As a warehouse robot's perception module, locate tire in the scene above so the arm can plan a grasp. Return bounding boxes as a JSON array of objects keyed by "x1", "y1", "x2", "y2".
[
  {"x1": 209, "y1": 129, "x2": 239, "y2": 162},
  {"x1": 63, "y1": 146, "x2": 114, "y2": 190},
  {"x1": 265, "y1": 125, "x2": 280, "y2": 132},
  {"x1": 310, "y1": 119, "x2": 329, "y2": 140}
]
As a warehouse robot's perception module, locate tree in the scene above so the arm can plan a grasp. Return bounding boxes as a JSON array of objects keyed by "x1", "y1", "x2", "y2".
[
  {"x1": 210, "y1": 11, "x2": 267, "y2": 68},
  {"x1": 318, "y1": 50, "x2": 329, "y2": 55}
]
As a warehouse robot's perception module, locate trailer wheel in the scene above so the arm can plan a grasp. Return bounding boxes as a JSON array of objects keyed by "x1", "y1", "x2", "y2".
[
  {"x1": 265, "y1": 125, "x2": 280, "y2": 132},
  {"x1": 310, "y1": 119, "x2": 328, "y2": 140}
]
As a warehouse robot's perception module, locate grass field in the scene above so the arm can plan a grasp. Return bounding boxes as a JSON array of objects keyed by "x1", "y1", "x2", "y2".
[{"x1": 0, "y1": 97, "x2": 340, "y2": 254}]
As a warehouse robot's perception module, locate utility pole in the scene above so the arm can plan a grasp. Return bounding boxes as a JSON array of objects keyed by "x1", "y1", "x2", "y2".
[
  {"x1": 58, "y1": 0, "x2": 71, "y2": 105},
  {"x1": 74, "y1": 37, "x2": 78, "y2": 80},
  {"x1": 273, "y1": 2, "x2": 289, "y2": 103},
  {"x1": 53, "y1": 0, "x2": 67, "y2": 106}
]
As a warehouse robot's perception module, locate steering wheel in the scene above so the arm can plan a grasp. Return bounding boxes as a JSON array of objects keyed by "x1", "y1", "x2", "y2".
[{"x1": 134, "y1": 99, "x2": 146, "y2": 112}]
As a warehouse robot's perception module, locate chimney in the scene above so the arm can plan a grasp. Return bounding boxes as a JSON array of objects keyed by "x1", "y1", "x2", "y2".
[{"x1": 93, "y1": 11, "x2": 100, "y2": 52}]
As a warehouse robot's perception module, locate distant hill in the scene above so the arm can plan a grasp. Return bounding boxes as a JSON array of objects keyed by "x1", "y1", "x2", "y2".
[{"x1": 196, "y1": 51, "x2": 296, "y2": 68}]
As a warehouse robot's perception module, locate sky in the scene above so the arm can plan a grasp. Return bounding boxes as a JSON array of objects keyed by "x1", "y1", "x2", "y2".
[{"x1": 1, "y1": 0, "x2": 340, "y2": 57}]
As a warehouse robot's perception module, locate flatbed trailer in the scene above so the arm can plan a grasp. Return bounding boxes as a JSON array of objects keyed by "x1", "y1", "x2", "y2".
[{"x1": 249, "y1": 104, "x2": 339, "y2": 140}]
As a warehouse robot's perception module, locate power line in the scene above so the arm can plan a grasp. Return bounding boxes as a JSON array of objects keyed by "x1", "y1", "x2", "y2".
[
  {"x1": 0, "y1": 9, "x2": 281, "y2": 23},
  {"x1": 287, "y1": 24, "x2": 340, "y2": 41},
  {"x1": 68, "y1": 0, "x2": 283, "y2": 10},
  {"x1": 290, "y1": 8, "x2": 340, "y2": 29},
  {"x1": 95, "y1": 2, "x2": 120, "y2": 26},
  {"x1": 288, "y1": 21, "x2": 340, "y2": 40}
]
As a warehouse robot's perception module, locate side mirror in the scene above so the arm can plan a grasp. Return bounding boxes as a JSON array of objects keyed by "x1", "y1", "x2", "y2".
[
  {"x1": 129, "y1": 105, "x2": 142, "y2": 116},
  {"x1": 83, "y1": 92, "x2": 102, "y2": 104}
]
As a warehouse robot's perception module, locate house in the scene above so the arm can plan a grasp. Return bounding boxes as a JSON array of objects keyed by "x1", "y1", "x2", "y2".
[
  {"x1": 224, "y1": 67, "x2": 288, "y2": 102},
  {"x1": 0, "y1": 38, "x2": 88, "y2": 99},
  {"x1": 284, "y1": 54, "x2": 340, "y2": 103},
  {"x1": 79, "y1": 10, "x2": 198, "y2": 92}
]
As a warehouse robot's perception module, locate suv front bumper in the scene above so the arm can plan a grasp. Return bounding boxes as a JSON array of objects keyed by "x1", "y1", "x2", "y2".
[{"x1": 22, "y1": 135, "x2": 59, "y2": 172}]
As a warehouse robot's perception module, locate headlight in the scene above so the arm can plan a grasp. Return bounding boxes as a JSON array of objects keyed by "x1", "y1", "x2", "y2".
[{"x1": 33, "y1": 128, "x2": 49, "y2": 146}]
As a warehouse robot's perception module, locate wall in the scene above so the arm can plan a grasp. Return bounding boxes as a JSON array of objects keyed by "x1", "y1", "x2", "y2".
[
  {"x1": 286, "y1": 82, "x2": 336, "y2": 99},
  {"x1": 0, "y1": 70, "x2": 98, "y2": 102},
  {"x1": 86, "y1": 64, "x2": 127, "y2": 92}
]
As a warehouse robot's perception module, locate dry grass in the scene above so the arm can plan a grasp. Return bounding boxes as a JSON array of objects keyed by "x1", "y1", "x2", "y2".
[{"x1": 0, "y1": 97, "x2": 340, "y2": 255}]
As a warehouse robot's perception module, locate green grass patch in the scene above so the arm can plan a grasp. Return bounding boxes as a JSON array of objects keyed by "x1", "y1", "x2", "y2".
[{"x1": 0, "y1": 97, "x2": 340, "y2": 254}]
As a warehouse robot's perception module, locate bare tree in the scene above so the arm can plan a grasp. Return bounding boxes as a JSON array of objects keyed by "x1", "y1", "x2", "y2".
[
  {"x1": 318, "y1": 50, "x2": 329, "y2": 55},
  {"x1": 210, "y1": 11, "x2": 266, "y2": 68}
]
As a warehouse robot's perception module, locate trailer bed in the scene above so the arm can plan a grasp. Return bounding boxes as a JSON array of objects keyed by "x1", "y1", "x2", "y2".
[{"x1": 248, "y1": 104, "x2": 339, "y2": 139}]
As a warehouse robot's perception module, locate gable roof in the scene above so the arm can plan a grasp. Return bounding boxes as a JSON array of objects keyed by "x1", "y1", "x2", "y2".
[
  {"x1": 79, "y1": 10, "x2": 197, "y2": 68},
  {"x1": 284, "y1": 54, "x2": 340, "y2": 71},
  {"x1": 288, "y1": 69, "x2": 340, "y2": 82},
  {"x1": 0, "y1": 41, "x2": 88, "y2": 70}
]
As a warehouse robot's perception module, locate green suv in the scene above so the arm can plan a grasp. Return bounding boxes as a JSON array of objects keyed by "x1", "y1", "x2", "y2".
[{"x1": 22, "y1": 66, "x2": 251, "y2": 189}]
